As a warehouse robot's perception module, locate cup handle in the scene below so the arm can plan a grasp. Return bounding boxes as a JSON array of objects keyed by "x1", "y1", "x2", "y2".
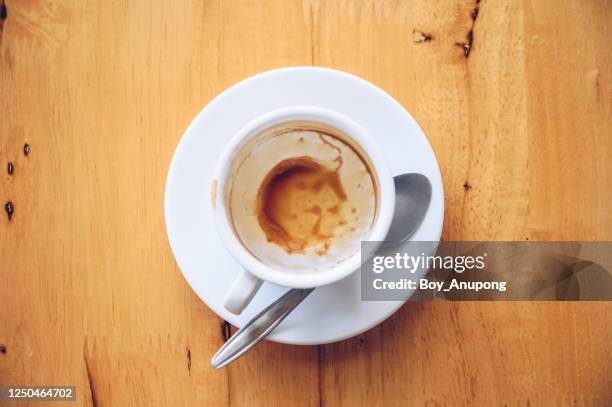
[{"x1": 224, "y1": 270, "x2": 263, "y2": 315}]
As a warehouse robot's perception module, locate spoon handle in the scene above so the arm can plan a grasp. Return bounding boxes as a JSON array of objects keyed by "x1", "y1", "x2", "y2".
[{"x1": 211, "y1": 288, "x2": 314, "y2": 369}]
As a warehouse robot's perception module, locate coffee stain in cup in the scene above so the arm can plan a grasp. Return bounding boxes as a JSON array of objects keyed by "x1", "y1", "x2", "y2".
[{"x1": 256, "y1": 156, "x2": 347, "y2": 254}]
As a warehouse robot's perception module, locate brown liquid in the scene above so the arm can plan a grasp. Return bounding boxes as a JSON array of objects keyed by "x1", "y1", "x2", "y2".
[{"x1": 257, "y1": 156, "x2": 348, "y2": 254}]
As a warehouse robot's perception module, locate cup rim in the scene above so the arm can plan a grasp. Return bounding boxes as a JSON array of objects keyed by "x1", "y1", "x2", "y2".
[{"x1": 212, "y1": 105, "x2": 395, "y2": 288}]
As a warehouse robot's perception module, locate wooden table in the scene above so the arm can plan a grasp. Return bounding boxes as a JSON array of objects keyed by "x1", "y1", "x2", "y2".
[{"x1": 1, "y1": 1, "x2": 610, "y2": 405}]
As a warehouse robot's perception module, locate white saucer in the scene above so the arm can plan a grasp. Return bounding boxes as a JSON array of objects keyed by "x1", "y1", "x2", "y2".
[{"x1": 164, "y1": 67, "x2": 444, "y2": 345}]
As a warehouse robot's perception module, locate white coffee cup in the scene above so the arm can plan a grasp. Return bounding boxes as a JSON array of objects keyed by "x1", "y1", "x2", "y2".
[{"x1": 212, "y1": 106, "x2": 395, "y2": 314}]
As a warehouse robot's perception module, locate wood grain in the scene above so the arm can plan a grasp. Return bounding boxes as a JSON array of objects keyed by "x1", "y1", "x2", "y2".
[{"x1": 1, "y1": 0, "x2": 610, "y2": 406}]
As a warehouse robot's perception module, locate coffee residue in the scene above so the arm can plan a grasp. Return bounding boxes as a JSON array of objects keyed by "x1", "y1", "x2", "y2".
[
  {"x1": 327, "y1": 204, "x2": 339, "y2": 214},
  {"x1": 257, "y1": 156, "x2": 347, "y2": 254}
]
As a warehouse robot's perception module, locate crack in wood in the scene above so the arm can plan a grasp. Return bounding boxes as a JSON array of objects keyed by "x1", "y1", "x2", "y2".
[
  {"x1": 317, "y1": 345, "x2": 323, "y2": 407},
  {"x1": 84, "y1": 353, "x2": 98, "y2": 407},
  {"x1": 4, "y1": 201, "x2": 14, "y2": 221},
  {"x1": 455, "y1": 0, "x2": 481, "y2": 57},
  {"x1": 186, "y1": 345, "x2": 192, "y2": 374},
  {"x1": 309, "y1": 3, "x2": 315, "y2": 65},
  {"x1": 221, "y1": 320, "x2": 231, "y2": 342},
  {"x1": 0, "y1": 0, "x2": 6, "y2": 46},
  {"x1": 226, "y1": 364, "x2": 231, "y2": 405},
  {"x1": 413, "y1": 29, "x2": 433, "y2": 43}
]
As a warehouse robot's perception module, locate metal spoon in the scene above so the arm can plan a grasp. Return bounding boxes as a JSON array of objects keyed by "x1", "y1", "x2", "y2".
[{"x1": 211, "y1": 173, "x2": 432, "y2": 369}]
